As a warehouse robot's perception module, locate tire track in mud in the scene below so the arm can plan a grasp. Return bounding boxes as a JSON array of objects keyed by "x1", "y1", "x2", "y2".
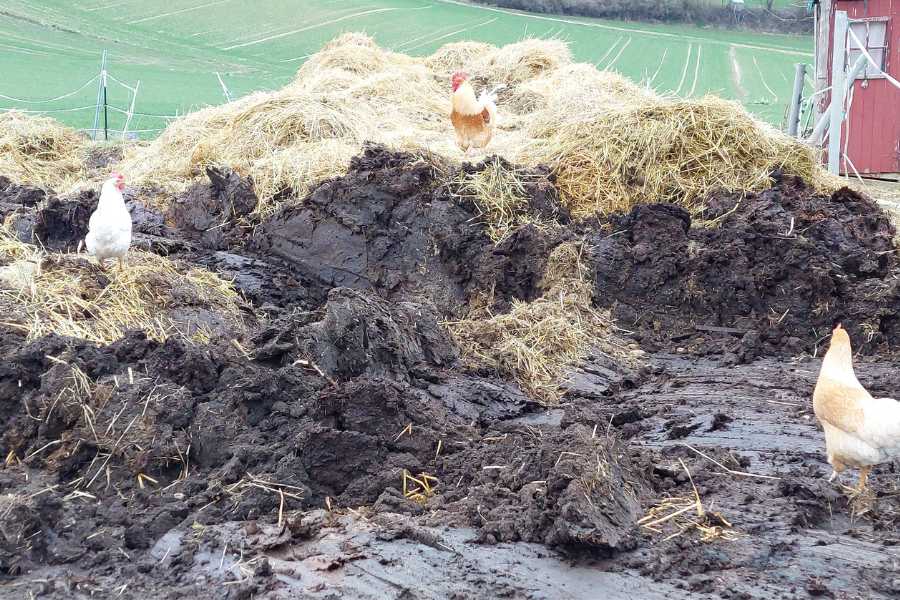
[
  {"x1": 402, "y1": 17, "x2": 499, "y2": 53},
  {"x1": 126, "y1": 0, "x2": 233, "y2": 25},
  {"x1": 596, "y1": 35, "x2": 623, "y2": 66},
  {"x1": 603, "y1": 36, "x2": 632, "y2": 70},
  {"x1": 648, "y1": 47, "x2": 668, "y2": 87},
  {"x1": 753, "y1": 55, "x2": 779, "y2": 101}
]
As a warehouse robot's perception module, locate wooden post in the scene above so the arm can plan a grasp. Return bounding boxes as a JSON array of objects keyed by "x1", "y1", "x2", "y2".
[
  {"x1": 787, "y1": 63, "x2": 806, "y2": 136},
  {"x1": 812, "y1": 1, "x2": 832, "y2": 134},
  {"x1": 828, "y1": 10, "x2": 848, "y2": 174}
]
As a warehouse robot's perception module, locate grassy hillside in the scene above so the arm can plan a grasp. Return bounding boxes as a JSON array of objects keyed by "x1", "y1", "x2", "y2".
[{"x1": 0, "y1": 0, "x2": 812, "y2": 136}]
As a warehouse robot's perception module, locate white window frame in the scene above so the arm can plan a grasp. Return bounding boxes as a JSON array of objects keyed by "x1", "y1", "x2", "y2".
[{"x1": 847, "y1": 17, "x2": 890, "y2": 80}]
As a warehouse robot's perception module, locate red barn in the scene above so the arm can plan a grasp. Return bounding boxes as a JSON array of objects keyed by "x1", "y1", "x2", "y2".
[{"x1": 812, "y1": 0, "x2": 900, "y2": 178}]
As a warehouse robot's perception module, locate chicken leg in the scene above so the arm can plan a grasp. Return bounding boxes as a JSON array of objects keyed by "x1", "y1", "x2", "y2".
[
  {"x1": 827, "y1": 456, "x2": 846, "y2": 482},
  {"x1": 117, "y1": 256, "x2": 125, "y2": 273},
  {"x1": 855, "y1": 466, "x2": 870, "y2": 493}
]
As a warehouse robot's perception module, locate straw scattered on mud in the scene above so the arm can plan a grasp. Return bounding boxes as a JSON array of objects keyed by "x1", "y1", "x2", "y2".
[
  {"x1": 449, "y1": 241, "x2": 636, "y2": 403},
  {"x1": 0, "y1": 228, "x2": 245, "y2": 344}
]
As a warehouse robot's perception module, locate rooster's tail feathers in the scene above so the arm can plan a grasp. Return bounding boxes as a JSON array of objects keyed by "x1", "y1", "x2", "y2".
[{"x1": 478, "y1": 84, "x2": 505, "y2": 105}]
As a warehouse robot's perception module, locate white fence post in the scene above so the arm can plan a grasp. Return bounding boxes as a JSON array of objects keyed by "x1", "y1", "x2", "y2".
[
  {"x1": 827, "y1": 11, "x2": 848, "y2": 174},
  {"x1": 122, "y1": 80, "x2": 141, "y2": 140},
  {"x1": 90, "y1": 50, "x2": 107, "y2": 141},
  {"x1": 787, "y1": 63, "x2": 806, "y2": 137}
]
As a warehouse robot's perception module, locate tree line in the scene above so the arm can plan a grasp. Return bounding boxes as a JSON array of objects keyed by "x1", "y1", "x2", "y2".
[{"x1": 472, "y1": 0, "x2": 812, "y2": 34}]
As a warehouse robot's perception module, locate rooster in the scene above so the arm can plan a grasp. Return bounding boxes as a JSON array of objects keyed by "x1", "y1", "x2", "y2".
[
  {"x1": 450, "y1": 71, "x2": 501, "y2": 155},
  {"x1": 813, "y1": 324, "x2": 900, "y2": 493},
  {"x1": 85, "y1": 173, "x2": 131, "y2": 271}
]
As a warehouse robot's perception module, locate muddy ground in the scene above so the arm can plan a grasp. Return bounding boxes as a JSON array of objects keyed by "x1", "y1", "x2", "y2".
[{"x1": 2, "y1": 147, "x2": 900, "y2": 599}]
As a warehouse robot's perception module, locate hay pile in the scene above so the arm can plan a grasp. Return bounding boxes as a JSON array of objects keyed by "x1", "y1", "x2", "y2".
[
  {"x1": 521, "y1": 96, "x2": 823, "y2": 217},
  {"x1": 0, "y1": 229, "x2": 245, "y2": 344},
  {"x1": 119, "y1": 33, "x2": 450, "y2": 213},
  {"x1": 0, "y1": 35, "x2": 828, "y2": 220},
  {"x1": 115, "y1": 32, "x2": 825, "y2": 218},
  {"x1": 476, "y1": 38, "x2": 572, "y2": 86},
  {"x1": 0, "y1": 111, "x2": 88, "y2": 191},
  {"x1": 448, "y1": 242, "x2": 636, "y2": 403},
  {"x1": 424, "y1": 41, "x2": 497, "y2": 76}
]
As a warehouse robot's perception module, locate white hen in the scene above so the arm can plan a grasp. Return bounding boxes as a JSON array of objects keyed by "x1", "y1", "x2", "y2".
[
  {"x1": 813, "y1": 324, "x2": 900, "y2": 492},
  {"x1": 85, "y1": 173, "x2": 131, "y2": 270}
]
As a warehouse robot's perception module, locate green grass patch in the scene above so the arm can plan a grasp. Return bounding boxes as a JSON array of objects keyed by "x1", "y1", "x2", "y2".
[{"x1": 0, "y1": 0, "x2": 812, "y2": 135}]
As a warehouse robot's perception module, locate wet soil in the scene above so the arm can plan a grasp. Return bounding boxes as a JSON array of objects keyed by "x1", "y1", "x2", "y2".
[
  {"x1": 168, "y1": 166, "x2": 257, "y2": 251},
  {"x1": 592, "y1": 175, "x2": 900, "y2": 357},
  {"x1": 251, "y1": 145, "x2": 570, "y2": 315},
  {"x1": 571, "y1": 353, "x2": 900, "y2": 599},
  {"x1": 2, "y1": 150, "x2": 900, "y2": 599},
  {"x1": 0, "y1": 292, "x2": 641, "y2": 597}
]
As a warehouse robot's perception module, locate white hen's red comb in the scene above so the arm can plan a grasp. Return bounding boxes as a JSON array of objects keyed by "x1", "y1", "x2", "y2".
[{"x1": 109, "y1": 173, "x2": 125, "y2": 190}]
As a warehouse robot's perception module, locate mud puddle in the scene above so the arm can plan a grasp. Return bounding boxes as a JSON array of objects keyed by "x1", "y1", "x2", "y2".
[{"x1": 584, "y1": 354, "x2": 900, "y2": 599}]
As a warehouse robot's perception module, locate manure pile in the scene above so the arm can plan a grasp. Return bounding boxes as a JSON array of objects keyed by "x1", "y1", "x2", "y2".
[{"x1": 1, "y1": 34, "x2": 899, "y2": 600}]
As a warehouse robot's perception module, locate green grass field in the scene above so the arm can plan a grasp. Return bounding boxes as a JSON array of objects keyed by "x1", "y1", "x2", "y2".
[{"x1": 0, "y1": 0, "x2": 812, "y2": 137}]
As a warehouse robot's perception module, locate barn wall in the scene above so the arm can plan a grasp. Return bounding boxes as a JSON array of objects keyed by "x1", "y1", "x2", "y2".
[{"x1": 821, "y1": 0, "x2": 900, "y2": 176}]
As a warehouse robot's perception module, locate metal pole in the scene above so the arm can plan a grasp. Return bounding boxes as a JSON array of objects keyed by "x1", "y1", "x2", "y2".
[
  {"x1": 122, "y1": 80, "x2": 140, "y2": 140},
  {"x1": 787, "y1": 63, "x2": 806, "y2": 137},
  {"x1": 102, "y1": 72, "x2": 109, "y2": 141},
  {"x1": 828, "y1": 10, "x2": 848, "y2": 174},
  {"x1": 90, "y1": 50, "x2": 107, "y2": 141},
  {"x1": 215, "y1": 72, "x2": 232, "y2": 103},
  {"x1": 806, "y1": 52, "x2": 868, "y2": 145}
]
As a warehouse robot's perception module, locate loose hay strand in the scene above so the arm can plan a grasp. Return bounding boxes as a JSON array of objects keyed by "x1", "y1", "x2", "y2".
[
  {"x1": 448, "y1": 241, "x2": 635, "y2": 403},
  {"x1": 453, "y1": 157, "x2": 549, "y2": 242},
  {"x1": 402, "y1": 469, "x2": 438, "y2": 505},
  {"x1": 639, "y1": 460, "x2": 743, "y2": 542}
]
